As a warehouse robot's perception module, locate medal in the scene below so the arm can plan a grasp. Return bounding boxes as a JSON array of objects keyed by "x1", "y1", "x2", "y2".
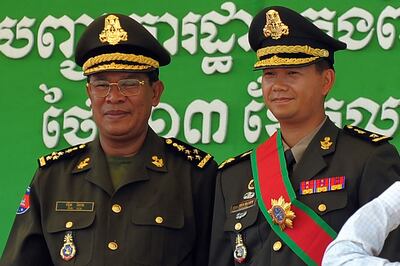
[
  {"x1": 233, "y1": 233, "x2": 247, "y2": 264},
  {"x1": 60, "y1": 231, "x2": 77, "y2": 261}
]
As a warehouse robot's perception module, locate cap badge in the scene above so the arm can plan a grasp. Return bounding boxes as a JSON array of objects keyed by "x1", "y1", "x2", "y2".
[
  {"x1": 320, "y1": 137, "x2": 333, "y2": 150},
  {"x1": 60, "y1": 231, "x2": 77, "y2": 261},
  {"x1": 99, "y1": 14, "x2": 128, "y2": 45},
  {"x1": 151, "y1": 155, "x2": 164, "y2": 168},
  {"x1": 263, "y1": 9, "x2": 289, "y2": 40},
  {"x1": 268, "y1": 196, "x2": 296, "y2": 231}
]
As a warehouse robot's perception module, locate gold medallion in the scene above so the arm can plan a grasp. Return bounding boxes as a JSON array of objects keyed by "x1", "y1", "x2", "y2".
[
  {"x1": 268, "y1": 196, "x2": 295, "y2": 230},
  {"x1": 263, "y1": 10, "x2": 289, "y2": 39},
  {"x1": 99, "y1": 14, "x2": 128, "y2": 45},
  {"x1": 60, "y1": 231, "x2": 77, "y2": 261}
]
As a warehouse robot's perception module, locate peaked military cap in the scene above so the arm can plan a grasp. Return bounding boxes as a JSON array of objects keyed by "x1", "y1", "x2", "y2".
[
  {"x1": 75, "y1": 13, "x2": 171, "y2": 76},
  {"x1": 248, "y1": 6, "x2": 346, "y2": 70}
]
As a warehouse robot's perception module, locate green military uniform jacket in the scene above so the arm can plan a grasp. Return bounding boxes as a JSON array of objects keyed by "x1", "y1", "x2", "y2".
[
  {"x1": 209, "y1": 119, "x2": 400, "y2": 265},
  {"x1": 1, "y1": 128, "x2": 217, "y2": 266}
]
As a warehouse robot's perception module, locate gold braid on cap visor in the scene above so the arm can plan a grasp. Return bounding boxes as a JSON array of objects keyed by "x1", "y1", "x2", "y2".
[
  {"x1": 256, "y1": 45, "x2": 329, "y2": 59},
  {"x1": 83, "y1": 52, "x2": 160, "y2": 75},
  {"x1": 254, "y1": 45, "x2": 329, "y2": 68},
  {"x1": 254, "y1": 55, "x2": 319, "y2": 68}
]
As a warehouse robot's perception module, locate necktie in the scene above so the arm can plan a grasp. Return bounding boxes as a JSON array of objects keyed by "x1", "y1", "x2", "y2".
[{"x1": 284, "y1": 149, "x2": 296, "y2": 177}]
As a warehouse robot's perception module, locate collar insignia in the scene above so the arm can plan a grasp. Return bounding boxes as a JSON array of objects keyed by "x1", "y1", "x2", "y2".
[
  {"x1": 77, "y1": 157, "x2": 90, "y2": 170},
  {"x1": 151, "y1": 155, "x2": 164, "y2": 168},
  {"x1": 320, "y1": 136, "x2": 333, "y2": 150},
  {"x1": 99, "y1": 14, "x2": 128, "y2": 45},
  {"x1": 268, "y1": 196, "x2": 296, "y2": 231},
  {"x1": 263, "y1": 9, "x2": 289, "y2": 39}
]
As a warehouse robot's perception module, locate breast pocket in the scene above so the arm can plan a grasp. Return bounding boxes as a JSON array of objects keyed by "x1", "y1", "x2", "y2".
[
  {"x1": 129, "y1": 206, "x2": 191, "y2": 266},
  {"x1": 46, "y1": 212, "x2": 95, "y2": 265}
]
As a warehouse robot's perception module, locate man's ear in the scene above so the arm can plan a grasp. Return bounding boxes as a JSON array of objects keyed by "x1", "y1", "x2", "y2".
[
  {"x1": 322, "y1": 68, "x2": 335, "y2": 96},
  {"x1": 151, "y1": 80, "x2": 164, "y2": 107}
]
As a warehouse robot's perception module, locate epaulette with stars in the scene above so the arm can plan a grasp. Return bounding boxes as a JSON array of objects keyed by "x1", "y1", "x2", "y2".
[
  {"x1": 165, "y1": 138, "x2": 213, "y2": 169},
  {"x1": 38, "y1": 143, "x2": 87, "y2": 168},
  {"x1": 344, "y1": 125, "x2": 392, "y2": 144},
  {"x1": 218, "y1": 150, "x2": 252, "y2": 170}
]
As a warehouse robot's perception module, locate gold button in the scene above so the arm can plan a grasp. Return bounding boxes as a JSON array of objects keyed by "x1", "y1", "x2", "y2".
[
  {"x1": 318, "y1": 204, "x2": 327, "y2": 212},
  {"x1": 65, "y1": 221, "x2": 73, "y2": 229},
  {"x1": 108, "y1": 241, "x2": 118, "y2": 250},
  {"x1": 234, "y1": 223, "x2": 242, "y2": 231},
  {"x1": 112, "y1": 204, "x2": 122, "y2": 213},
  {"x1": 273, "y1": 241, "x2": 282, "y2": 251},
  {"x1": 155, "y1": 216, "x2": 164, "y2": 224}
]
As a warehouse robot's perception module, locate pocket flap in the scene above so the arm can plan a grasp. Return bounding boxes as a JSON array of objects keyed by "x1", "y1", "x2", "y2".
[
  {"x1": 131, "y1": 206, "x2": 184, "y2": 229},
  {"x1": 223, "y1": 204, "x2": 259, "y2": 232},
  {"x1": 47, "y1": 212, "x2": 96, "y2": 233}
]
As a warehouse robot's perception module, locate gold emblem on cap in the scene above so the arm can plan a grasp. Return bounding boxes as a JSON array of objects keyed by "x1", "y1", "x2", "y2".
[
  {"x1": 263, "y1": 10, "x2": 289, "y2": 40},
  {"x1": 99, "y1": 14, "x2": 128, "y2": 45},
  {"x1": 151, "y1": 156, "x2": 164, "y2": 168},
  {"x1": 320, "y1": 137, "x2": 333, "y2": 150},
  {"x1": 268, "y1": 196, "x2": 296, "y2": 231}
]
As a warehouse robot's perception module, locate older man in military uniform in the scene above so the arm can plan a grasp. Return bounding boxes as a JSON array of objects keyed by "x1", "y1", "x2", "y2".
[
  {"x1": 208, "y1": 6, "x2": 400, "y2": 266},
  {"x1": 1, "y1": 14, "x2": 217, "y2": 266}
]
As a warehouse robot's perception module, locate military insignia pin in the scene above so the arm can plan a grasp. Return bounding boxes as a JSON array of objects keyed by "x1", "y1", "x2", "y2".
[
  {"x1": 151, "y1": 155, "x2": 164, "y2": 168},
  {"x1": 77, "y1": 157, "x2": 90, "y2": 170},
  {"x1": 263, "y1": 9, "x2": 289, "y2": 39},
  {"x1": 99, "y1": 14, "x2": 128, "y2": 45},
  {"x1": 247, "y1": 179, "x2": 255, "y2": 190},
  {"x1": 320, "y1": 136, "x2": 333, "y2": 150},
  {"x1": 60, "y1": 231, "x2": 77, "y2": 261},
  {"x1": 233, "y1": 233, "x2": 247, "y2": 264},
  {"x1": 268, "y1": 196, "x2": 295, "y2": 231}
]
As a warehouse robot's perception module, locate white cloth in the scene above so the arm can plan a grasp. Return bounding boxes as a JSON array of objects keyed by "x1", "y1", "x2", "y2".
[{"x1": 322, "y1": 181, "x2": 400, "y2": 266}]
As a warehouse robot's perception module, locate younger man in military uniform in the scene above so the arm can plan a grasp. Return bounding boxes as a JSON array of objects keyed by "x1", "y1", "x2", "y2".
[
  {"x1": 1, "y1": 14, "x2": 217, "y2": 266},
  {"x1": 209, "y1": 6, "x2": 400, "y2": 266}
]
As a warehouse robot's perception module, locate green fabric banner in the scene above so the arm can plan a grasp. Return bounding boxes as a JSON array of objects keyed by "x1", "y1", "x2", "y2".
[{"x1": 1, "y1": 0, "x2": 399, "y2": 253}]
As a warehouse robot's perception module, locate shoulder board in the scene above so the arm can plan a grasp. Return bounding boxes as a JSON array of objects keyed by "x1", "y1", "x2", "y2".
[
  {"x1": 218, "y1": 150, "x2": 252, "y2": 170},
  {"x1": 38, "y1": 143, "x2": 87, "y2": 168},
  {"x1": 164, "y1": 138, "x2": 213, "y2": 169},
  {"x1": 343, "y1": 125, "x2": 392, "y2": 144}
]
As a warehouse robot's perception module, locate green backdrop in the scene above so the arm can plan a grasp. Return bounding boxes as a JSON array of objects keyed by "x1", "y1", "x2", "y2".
[{"x1": 1, "y1": 0, "x2": 399, "y2": 254}]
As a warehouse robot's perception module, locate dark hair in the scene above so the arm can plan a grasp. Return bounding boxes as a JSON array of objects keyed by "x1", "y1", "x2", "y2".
[
  {"x1": 314, "y1": 59, "x2": 334, "y2": 73},
  {"x1": 146, "y1": 69, "x2": 159, "y2": 85}
]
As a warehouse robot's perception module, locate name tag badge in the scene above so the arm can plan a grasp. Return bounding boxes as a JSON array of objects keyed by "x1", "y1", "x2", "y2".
[
  {"x1": 230, "y1": 199, "x2": 256, "y2": 213},
  {"x1": 56, "y1": 201, "x2": 95, "y2": 212}
]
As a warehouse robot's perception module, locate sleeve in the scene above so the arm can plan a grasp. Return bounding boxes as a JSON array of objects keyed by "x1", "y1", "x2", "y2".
[
  {"x1": 358, "y1": 143, "x2": 400, "y2": 261},
  {"x1": 208, "y1": 171, "x2": 235, "y2": 266},
  {"x1": 191, "y1": 161, "x2": 218, "y2": 266},
  {"x1": 0, "y1": 171, "x2": 53, "y2": 266},
  {"x1": 322, "y1": 182, "x2": 400, "y2": 266}
]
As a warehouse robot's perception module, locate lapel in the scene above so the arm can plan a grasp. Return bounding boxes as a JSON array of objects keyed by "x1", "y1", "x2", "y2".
[
  {"x1": 71, "y1": 128, "x2": 168, "y2": 196},
  {"x1": 291, "y1": 119, "x2": 339, "y2": 192},
  {"x1": 72, "y1": 138, "x2": 114, "y2": 196},
  {"x1": 117, "y1": 128, "x2": 168, "y2": 189}
]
